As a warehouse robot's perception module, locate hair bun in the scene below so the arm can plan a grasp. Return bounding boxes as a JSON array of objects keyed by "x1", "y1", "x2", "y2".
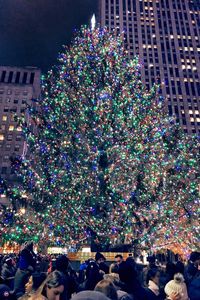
[{"x1": 174, "y1": 273, "x2": 184, "y2": 283}]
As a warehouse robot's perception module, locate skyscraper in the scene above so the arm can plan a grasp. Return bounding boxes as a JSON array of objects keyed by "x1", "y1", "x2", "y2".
[
  {"x1": 98, "y1": 0, "x2": 200, "y2": 134},
  {"x1": 0, "y1": 66, "x2": 41, "y2": 187}
]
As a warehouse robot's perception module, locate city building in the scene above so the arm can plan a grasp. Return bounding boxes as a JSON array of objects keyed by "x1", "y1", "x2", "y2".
[
  {"x1": 98, "y1": 0, "x2": 200, "y2": 134},
  {"x1": 0, "y1": 66, "x2": 41, "y2": 188}
]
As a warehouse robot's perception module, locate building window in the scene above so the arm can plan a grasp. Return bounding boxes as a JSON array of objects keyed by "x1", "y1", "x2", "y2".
[
  {"x1": 6, "y1": 97, "x2": 11, "y2": 103},
  {"x1": 2, "y1": 116, "x2": 7, "y2": 121},
  {"x1": 0, "y1": 134, "x2": 5, "y2": 141},
  {"x1": 14, "y1": 99, "x2": 19, "y2": 104},
  {"x1": 14, "y1": 145, "x2": 20, "y2": 152},
  {"x1": 8, "y1": 71, "x2": 13, "y2": 83},
  {"x1": 1, "y1": 167, "x2": 7, "y2": 174},
  {"x1": 9, "y1": 125, "x2": 14, "y2": 131},
  {"x1": 16, "y1": 135, "x2": 21, "y2": 141},
  {"x1": 6, "y1": 145, "x2": 11, "y2": 151},
  {"x1": 1, "y1": 71, "x2": 6, "y2": 82},
  {"x1": 15, "y1": 89, "x2": 20, "y2": 95},
  {"x1": 0, "y1": 125, "x2": 6, "y2": 131},
  {"x1": 15, "y1": 72, "x2": 20, "y2": 84},
  {"x1": 7, "y1": 89, "x2": 12, "y2": 95},
  {"x1": 10, "y1": 107, "x2": 17, "y2": 113},
  {"x1": 30, "y1": 72, "x2": 35, "y2": 84},
  {"x1": 4, "y1": 107, "x2": 9, "y2": 112},
  {"x1": 22, "y1": 72, "x2": 28, "y2": 84},
  {"x1": 7, "y1": 135, "x2": 12, "y2": 141}
]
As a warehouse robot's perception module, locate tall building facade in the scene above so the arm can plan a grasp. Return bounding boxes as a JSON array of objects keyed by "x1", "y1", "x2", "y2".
[
  {"x1": 0, "y1": 66, "x2": 41, "y2": 186},
  {"x1": 98, "y1": 0, "x2": 200, "y2": 134}
]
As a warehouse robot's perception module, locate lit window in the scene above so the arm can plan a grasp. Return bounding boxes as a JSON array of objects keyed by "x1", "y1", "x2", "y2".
[
  {"x1": 2, "y1": 116, "x2": 7, "y2": 121},
  {"x1": 9, "y1": 125, "x2": 14, "y2": 131},
  {"x1": 15, "y1": 89, "x2": 20, "y2": 95},
  {"x1": 0, "y1": 134, "x2": 4, "y2": 141},
  {"x1": 1, "y1": 125, "x2": 6, "y2": 130},
  {"x1": 190, "y1": 117, "x2": 194, "y2": 122},
  {"x1": 16, "y1": 127, "x2": 22, "y2": 132},
  {"x1": 7, "y1": 135, "x2": 12, "y2": 141}
]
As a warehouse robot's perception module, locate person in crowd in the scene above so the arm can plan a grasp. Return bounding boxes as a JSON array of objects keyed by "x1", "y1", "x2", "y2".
[
  {"x1": 185, "y1": 251, "x2": 200, "y2": 285},
  {"x1": 118, "y1": 258, "x2": 148, "y2": 300},
  {"x1": 164, "y1": 263, "x2": 177, "y2": 286},
  {"x1": 78, "y1": 260, "x2": 103, "y2": 291},
  {"x1": 55, "y1": 255, "x2": 77, "y2": 300},
  {"x1": 147, "y1": 256, "x2": 157, "y2": 270},
  {"x1": 71, "y1": 290, "x2": 110, "y2": 300},
  {"x1": 29, "y1": 270, "x2": 65, "y2": 300},
  {"x1": 95, "y1": 279, "x2": 118, "y2": 300},
  {"x1": 103, "y1": 273, "x2": 133, "y2": 300},
  {"x1": 145, "y1": 268, "x2": 162, "y2": 300},
  {"x1": 1, "y1": 256, "x2": 16, "y2": 288},
  {"x1": 95, "y1": 253, "x2": 109, "y2": 274},
  {"x1": 39, "y1": 256, "x2": 50, "y2": 274},
  {"x1": 78, "y1": 259, "x2": 92, "y2": 284},
  {"x1": 188, "y1": 260, "x2": 200, "y2": 300},
  {"x1": 165, "y1": 273, "x2": 189, "y2": 300},
  {"x1": 115, "y1": 255, "x2": 123, "y2": 268},
  {"x1": 109, "y1": 263, "x2": 119, "y2": 275},
  {"x1": 24, "y1": 271, "x2": 47, "y2": 296},
  {"x1": 0, "y1": 283, "x2": 16, "y2": 300},
  {"x1": 14, "y1": 242, "x2": 36, "y2": 299},
  {"x1": 175, "y1": 262, "x2": 185, "y2": 276}
]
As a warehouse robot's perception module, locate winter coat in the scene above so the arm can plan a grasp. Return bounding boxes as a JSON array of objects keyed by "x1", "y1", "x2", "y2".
[
  {"x1": 1, "y1": 263, "x2": 16, "y2": 280},
  {"x1": 117, "y1": 290, "x2": 133, "y2": 300},
  {"x1": 188, "y1": 273, "x2": 200, "y2": 300},
  {"x1": 18, "y1": 248, "x2": 36, "y2": 271},
  {"x1": 57, "y1": 271, "x2": 77, "y2": 300},
  {"x1": 13, "y1": 268, "x2": 30, "y2": 299},
  {"x1": 148, "y1": 280, "x2": 160, "y2": 296}
]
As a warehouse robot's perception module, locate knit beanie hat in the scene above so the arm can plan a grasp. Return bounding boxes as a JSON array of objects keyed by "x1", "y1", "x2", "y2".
[
  {"x1": 71, "y1": 291, "x2": 110, "y2": 300},
  {"x1": 95, "y1": 252, "x2": 106, "y2": 261},
  {"x1": 0, "y1": 284, "x2": 13, "y2": 300},
  {"x1": 164, "y1": 273, "x2": 189, "y2": 300}
]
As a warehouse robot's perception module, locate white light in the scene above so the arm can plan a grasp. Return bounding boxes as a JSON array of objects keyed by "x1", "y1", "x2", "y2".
[
  {"x1": 91, "y1": 14, "x2": 96, "y2": 30},
  {"x1": 82, "y1": 247, "x2": 91, "y2": 253},
  {"x1": 20, "y1": 208, "x2": 26, "y2": 215}
]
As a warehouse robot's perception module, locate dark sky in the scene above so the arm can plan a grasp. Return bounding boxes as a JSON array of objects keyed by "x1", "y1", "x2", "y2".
[{"x1": 0, "y1": 0, "x2": 98, "y2": 73}]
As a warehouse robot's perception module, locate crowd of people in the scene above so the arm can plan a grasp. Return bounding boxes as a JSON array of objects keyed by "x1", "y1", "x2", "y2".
[{"x1": 0, "y1": 242, "x2": 199, "y2": 300}]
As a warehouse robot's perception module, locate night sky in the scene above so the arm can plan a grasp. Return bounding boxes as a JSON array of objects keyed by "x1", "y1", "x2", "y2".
[{"x1": 0, "y1": 0, "x2": 98, "y2": 73}]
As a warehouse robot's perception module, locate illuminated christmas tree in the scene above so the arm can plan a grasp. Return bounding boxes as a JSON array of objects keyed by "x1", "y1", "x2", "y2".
[{"x1": 0, "y1": 27, "x2": 199, "y2": 251}]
